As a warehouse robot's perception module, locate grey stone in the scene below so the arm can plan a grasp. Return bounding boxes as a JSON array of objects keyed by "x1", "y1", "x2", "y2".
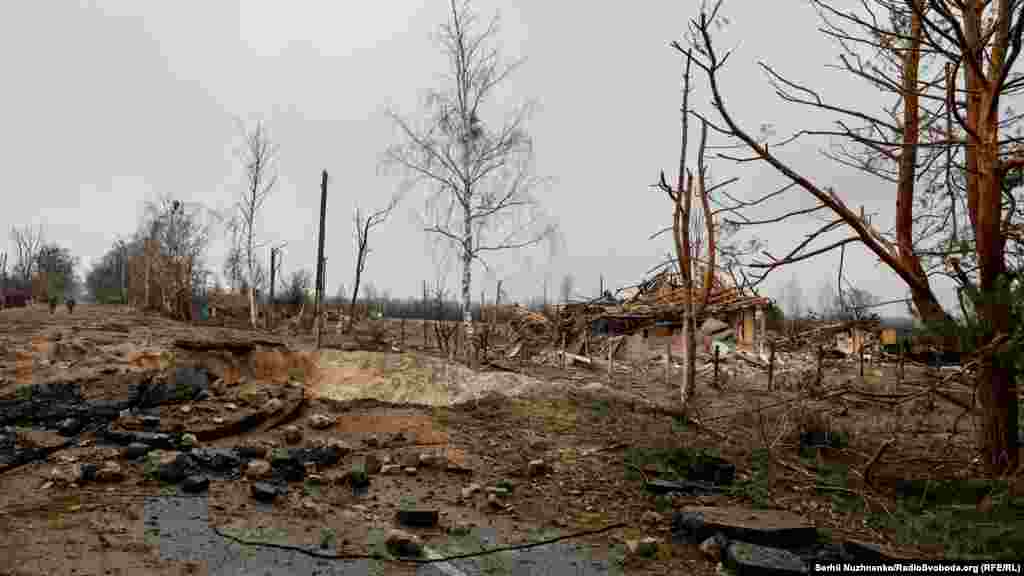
[
  {"x1": 123, "y1": 442, "x2": 152, "y2": 460},
  {"x1": 133, "y1": 431, "x2": 176, "y2": 449},
  {"x1": 156, "y1": 452, "x2": 195, "y2": 484},
  {"x1": 57, "y1": 417, "x2": 82, "y2": 436},
  {"x1": 182, "y1": 475, "x2": 210, "y2": 493},
  {"x1": 190, "y1": 448, "x2": 241, "y2": 474},
  {"x1": 78, "y1": 463, "x2": 98, "y2": 482},
  {"x1": 251, "y1": 482, "x2": 281, "y2": 503},
  {"x1": 140, "y1": 415, "x2": 161, "y2": 428}
]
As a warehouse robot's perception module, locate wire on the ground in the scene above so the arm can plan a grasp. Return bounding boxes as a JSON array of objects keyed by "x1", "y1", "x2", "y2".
[{"x1": 211, "y1": 521, "x2": 628, "y2": 565}]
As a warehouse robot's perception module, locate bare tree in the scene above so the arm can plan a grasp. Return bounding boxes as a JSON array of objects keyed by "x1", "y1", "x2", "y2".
[
  {"x1": 285, "y1": 269, "x2": 312, "y2": 306},
  {"x1": 653, "y1": 46, "x2": 720, "y2": 411},
  {"x1": 817, "y1": 279, "x2": 838, "y2": 320},
  {"x1": 347, "y1": 197, "x2": 399, "y2": 332},
  {"x1": 386, "y1": 0, "x2": 556, "y2": 368},
  {"x1": 235, "y1": 120, "x2": 278, "y2": 326},
  {"x1": 681, "y1": 0, "x2": 1024, "y2": 473},
  {"x1": 9, "y1": 225, "x2": 44, "y2": 289},
  {"x1": 558, "y1": 273, "x2": 575, "y2": 303},
  {"x1": 222, "y1": 212, "x2": 245, "y2": 292},
  {"x1": 137, "y1": 196, "x2": 215, "y2": 317},
  {"x1": 0, "y1": 250, "x2": 7, "y2": 306}
]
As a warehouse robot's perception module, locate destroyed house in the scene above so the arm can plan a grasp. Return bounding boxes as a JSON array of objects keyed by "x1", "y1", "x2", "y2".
[
  {"x1": 590, "y1": 269, "x2": 772, "y2": 355},
  {"x1": 1, "y1": 288, "x2": 31, "y2": 308}
]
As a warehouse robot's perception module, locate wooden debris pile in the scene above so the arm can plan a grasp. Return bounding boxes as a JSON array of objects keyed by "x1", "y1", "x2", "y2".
[
  {"x1": 773, "y1": 319, "x2": 879, "y2": 353},
  {"x1": 506, "y1": 305, "x2": 554, "y2": 359}
]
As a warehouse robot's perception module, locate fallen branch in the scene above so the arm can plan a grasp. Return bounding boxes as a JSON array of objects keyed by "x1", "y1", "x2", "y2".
[{"x1": 862, "y1": 438, "x2": 894, "y2": 488}]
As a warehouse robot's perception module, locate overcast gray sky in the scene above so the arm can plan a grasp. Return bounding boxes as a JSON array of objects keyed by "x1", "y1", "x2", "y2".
[{"x1": 0, "y1": 0, "x2": 960, "y2": 317}]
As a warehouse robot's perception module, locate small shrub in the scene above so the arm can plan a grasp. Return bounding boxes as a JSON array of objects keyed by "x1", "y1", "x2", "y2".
[{"x1": 319, "y1": 527, "x2": 336, "y2": 549}]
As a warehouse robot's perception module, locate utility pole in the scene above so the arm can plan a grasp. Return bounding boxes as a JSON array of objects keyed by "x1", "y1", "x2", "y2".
[
  {"x1": 268, "y1": 243, "x2": 285, "y2": 329},
  {"x1": 314, "y1": 170, "x2": 328, "y2": 349},
  {"x1": 118, "y1": 240, "x2": 127, "y2": 305}
]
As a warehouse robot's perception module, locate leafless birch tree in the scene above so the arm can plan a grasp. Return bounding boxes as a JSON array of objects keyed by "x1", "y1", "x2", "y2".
[
  {"x1": 680, "y1": 0, "x2": 1024, "y2": 474},
  {"x1": 235, "y1": 120, "x2": 278, "y2": 327},
  {"x1": 386, "y1": 0, "x2": 556, "y2": 368}
]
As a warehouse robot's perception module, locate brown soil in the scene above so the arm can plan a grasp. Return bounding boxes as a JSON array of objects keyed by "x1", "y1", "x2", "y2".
[{"x1": 0, "y1": 304, "x2": 1005, "y2": 575}]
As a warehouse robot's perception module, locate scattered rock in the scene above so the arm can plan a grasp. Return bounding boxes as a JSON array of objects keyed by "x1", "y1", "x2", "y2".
[
  {"x1": 179, "y1": 405, "x2": 192, "y2": 415},
  {"x1": 140, "y1": 415, "x2": 161, "y2": 428},
  {"x1": 308, "y1": 413, "x2": 334, "y2": 429},
  {"x1": 182, "y1": 475, "x2": 210, "y2": 493},
  {"x1": 299, "y1": 498, "x2": 325, "y2": 517},
  {"x1": 363, "y1": 454, "x2": 382, "y2": 475},
  {"x1": 190, "y1": 448, "x2": 241, "y2": 475},
  {"x1": 642, "y1": 510, "x2": 664, "y2": 526},
  {"x1": 172, "y1": 366, "x2": 209, "y2": 401},
  {"x1": 263, "y1": 398, "x2": 284, "y2": 414},
  {"x1": 95, "y1": 461, "x2": 124, "y2": 483},
  {"x1": 418, "y1": 453, "x2": 437, "y2": 468},
  {"x1": 487, "y1": 493, "x2": 504, "y2": 510},
  {"x1": 725, "y1": 541, "x2": 807, "y2": 576},
  {"x1": 626, "y1": 537, "x2": 659, "y2": 558},
  {"x1": 212, "y1": 417, "x2": 225, "y2": 424},
  {"x1": 461, "y1": 483, "x2": 481, "y2": 499},
  {"x1": 326, "y1": 439, "x2": 353, "y2": 458},
  {"x1": 269, "y1": 449, "x2": 305, "y2": 482},
  {"x1": 237, "y1": 444, "x2": 267, "y2": 460},
  {"x1": 390, "y1": 431, "x2": 407, "y2": 445},
  {"x1": 282, "y1": 425, "x2": 302, "y2": 444},
  {"x1": 396, "y1": 509, "x2": 440, "y2": 528},
  {"x1": 123, "y1": 443, "x2": 151, "y2": 460},
  {"x1": 152, "y1": 450, "x2": 194, "y2": 484},
  {"x1": 404, "y1": 467, "x2": 418, "y2": 476},
  {"x1": 131, "y1": 431, "x2": 176, "y2": 450},
  {"x1": 700, "y1": 535, "x2": 725, "y2": 563},
  {"x1": 224, "y1": 403, "x2": 238, "y2": 411},
  {"x1": 57, "y1": 417, "x2": 82, "y2": 436},
  {"x1": 399, "y1": 453, "x2": 420, "y2": 468},
  {"x1": 250, "y1": 482, "x2": 282, "y2": 503},
  {"x1": 78, "y1": 463, "x2": 97, "y2": 482},
  {"x1": 364, "y1": 435, "x2": 380, "y2": 448},
  {"x1": 527, "y1": 459, "x2": 550, "y2": 478},
  {"x1": 448, "y1": 520, "x2": 474, "y2": 536},
  {"x1": 385, "y1": 529, "x2": 423, "y2": 557},
  {"x1": 381, "y1": 464, "x2": 403, "y2": 475}
]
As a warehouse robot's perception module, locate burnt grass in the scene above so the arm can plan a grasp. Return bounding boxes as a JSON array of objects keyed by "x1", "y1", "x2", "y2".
[{"x1": 0, "y1": 305, "x2": 1021, "y2": 573}]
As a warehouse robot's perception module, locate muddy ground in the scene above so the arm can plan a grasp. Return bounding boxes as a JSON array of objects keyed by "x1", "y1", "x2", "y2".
[{"x1": 0, "y1": 304, "x2": 1020, "y2": 575}]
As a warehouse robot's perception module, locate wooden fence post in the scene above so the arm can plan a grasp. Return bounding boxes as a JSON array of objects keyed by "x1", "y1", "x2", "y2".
[
  {"x1": 816, "y1": 344, "x2": 824, "y2": 388},
  {"x1": 713, "y1": 345, "x2": 720, "y2": 388},
  {"x1": 664, "y1": 339, "x2": 671, "y2": 386}
]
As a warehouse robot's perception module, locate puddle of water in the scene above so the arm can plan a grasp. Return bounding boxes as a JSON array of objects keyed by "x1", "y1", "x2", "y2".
[
  {"x1": 143, "y1": 493, "x2": 618, "y2": 575},
  {"x1": 143, "y1": 494, "x2": 369, "y2": 575}
]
